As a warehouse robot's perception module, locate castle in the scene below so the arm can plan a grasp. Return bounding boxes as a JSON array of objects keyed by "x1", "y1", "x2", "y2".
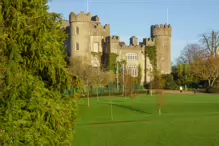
[{"x1": 63, "y1": 11, "x2": 172, "y2": 85}]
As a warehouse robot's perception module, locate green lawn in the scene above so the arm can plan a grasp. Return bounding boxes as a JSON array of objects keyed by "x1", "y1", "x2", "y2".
[{"x1": 73, "y1": 94, "x2": 219, "y2": 146}]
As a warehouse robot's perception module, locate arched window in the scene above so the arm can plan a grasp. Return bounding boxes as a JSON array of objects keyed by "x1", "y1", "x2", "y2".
[
  {"x1": 76, "y1": 26, "x2": 79, "y2": 34},
  {"x1": 76, "y1": 42, "x2": 79, "y2": 50}
]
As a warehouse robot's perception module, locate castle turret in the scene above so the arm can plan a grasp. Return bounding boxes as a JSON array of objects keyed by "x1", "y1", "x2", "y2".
[
  {"x1": 69, "y1": 12, "x2": 92, "y2": 59},
  {"x1": 151, "y1": 24, "x2": 172, "y2": 74}
]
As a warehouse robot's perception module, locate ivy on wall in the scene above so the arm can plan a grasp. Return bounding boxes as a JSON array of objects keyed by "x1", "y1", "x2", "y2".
[
  {"x1": 137, "y1": 64, "x2": 142, "y2": 85},
  {"x1": 109, "y1": 53, "x2": 118, "y2": 71},
  {"x1": 91, "y1": 52, "x2": 102, "y2": 58},
  {"x1": 146, "y1": 46, "x2": 157, "y2": 70},
  {"x1": 117, "y1": 59, "x2": 127, "y2": 74},
  {"x1": 91, "y1": 52, "x2": 102, "y2": 67}
]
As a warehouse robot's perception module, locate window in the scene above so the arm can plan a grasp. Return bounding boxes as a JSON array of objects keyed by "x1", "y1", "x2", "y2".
[
  {"x1": 76, "y1": 26, "x2": 79, "y2": 34},
  {"x1": 76, "y1": 42, "x2": 79, "y2": 50},
  {"x1": 126, "y1": 66, "x2": 138, "y2": 77},
  {"x1": 93, "y1": 42, "x2": 99, "y2": 52},
  {"x1": 126, "y1": 54, "x2": 138, "y2": 61}
]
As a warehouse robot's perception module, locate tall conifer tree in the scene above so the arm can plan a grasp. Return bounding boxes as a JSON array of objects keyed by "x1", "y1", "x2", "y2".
[{"x1": 0, "y1": 0, "x2": 80, "y2": 145}]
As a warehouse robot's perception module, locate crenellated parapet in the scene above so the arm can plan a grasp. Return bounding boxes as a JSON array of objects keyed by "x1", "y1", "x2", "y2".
[
  {"x1": 143, "y1": 38, "x2": 155, "y2": 46},
  {"x1": 103, "y1": 24, "x2": 110, "y2": 34},
  {"x1": 106, "y1": 36, "x2": 120, "y2": 43},
  {"x1": 151, "y1": 24, "x2": 172, "y2": 37},
  {"x1": 90, "y1": 23, "x2": 110, "y2": 36},
  {"x1": 103, "y1": 24, "x2": 110, "y2": 29},
  {"x1": 69, "y1": 11, "x2": 92, "y2": 22},
  {"x1": 91, "y1": 15, "x2": 100, "y2": 22},
  {"x1": 93, "y1": 23, "x2": 103, "y2": 29},
  {"x1": 120, "y1": 45, "x2": 144, "y2": 49}
]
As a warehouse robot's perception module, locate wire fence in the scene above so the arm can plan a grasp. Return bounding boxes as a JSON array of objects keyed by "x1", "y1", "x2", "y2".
[{"x1": 66, "y1": 85, "x2": 146, "y2": 97}]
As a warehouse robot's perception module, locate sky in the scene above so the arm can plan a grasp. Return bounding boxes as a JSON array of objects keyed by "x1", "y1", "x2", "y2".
[{"x1": 48, "y1": 0, "x2": 219, "y2": 63}]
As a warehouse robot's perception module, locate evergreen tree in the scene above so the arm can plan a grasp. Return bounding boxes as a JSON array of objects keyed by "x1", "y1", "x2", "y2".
[{"x1": 0, "y1": 0, "x2": 81, "y2": 145}]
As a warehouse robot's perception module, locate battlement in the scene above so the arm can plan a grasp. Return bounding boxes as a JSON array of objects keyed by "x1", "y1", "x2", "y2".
[
  {"x1": 103, "y1": 24, "x2": 110, "y2": 28},
  {"x1": 143, "y1": 38, "x2": 155, "y2": 46},
  {"x1": 106, "y1": 35, "x2": 120, "y2": 43},
  {"x1": 151, "y1": 24, "x2": 172, "y2": 37},
  {"x1": 92, "y1": 15, "x2": 100, "y2": 22},
  {"x1": 69, "y1": 11, "x2": 92, "y2": 22},
  {"x1": 120, "y1": 45, "x2": 144, "y2": 49},
  {"x1": 111, "y1": 35, "x2": 120, "y2": 40},
  {"x1": 153, "y1": 24, "x2": 171, "y2": 28},
  {"x1": 103, "y1": 24, "x2": 110, "y2": 30},
  {"x1": 93, "y1": 22, "x2": 103, "y2": 29}
]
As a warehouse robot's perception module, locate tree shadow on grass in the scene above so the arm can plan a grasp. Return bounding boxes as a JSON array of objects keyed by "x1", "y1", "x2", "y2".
[{"x1": 98, "y1": 102, "x2": 151, "y2": 114}]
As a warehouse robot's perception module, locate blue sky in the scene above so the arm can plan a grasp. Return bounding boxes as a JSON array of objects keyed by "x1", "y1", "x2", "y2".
[{"x1": 48, "y1": 0, "x2": 219, "y2": 63}]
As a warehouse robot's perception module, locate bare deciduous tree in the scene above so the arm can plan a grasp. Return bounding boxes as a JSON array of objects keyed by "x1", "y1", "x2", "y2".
[
  {"x1": 157, "y1": 89, "x2": 165, "y2": 115},
  {"x1": 177, "y1": 43, "x2": 208, "y2": 65},
  {"x1": 69, "y1": 56, "x2": 95, "y2": 107},
  {"x1": 93, "y1": 69, "x2": 114, "y2": 101},
  {"x1": 201, "y1": 31, "x2": 219, "y2": 56},
  {"x1": 191, "y1": 55, "x2": 219, "y2": 88},
  {"x1": 92, "y1": 69, "x2": 104, "y2": 101},
  {"x1": 105, "y1": 70, "x2": 115, "y2": 85}
]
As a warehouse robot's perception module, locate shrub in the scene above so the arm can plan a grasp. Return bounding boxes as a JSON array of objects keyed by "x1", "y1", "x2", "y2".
[
  {"x1": 162, "y1": 74, "x2": 178, "y2": 90},
  {"x1": 206, "y1": 87, "x2": 219, "y2": 93}
]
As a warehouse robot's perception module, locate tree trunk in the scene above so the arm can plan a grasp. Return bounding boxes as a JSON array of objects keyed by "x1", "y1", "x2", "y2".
[
  {"x1": 212, "y1": 31, "x2": 215, "y2": 56},
  {"x1": 211, "y1": 78, "x2": 216, "y2": 87},
  {"x1": 96, "y1": 88, "x2": 99, "y2": 101},
  {"x1": 87, "y1": 91, "x2": 90, "y2": 107},
  {"x1": 208, "y1": 80, "x2": 211, "y2": 88},
  {"x1": 110, "y1": 99, "x2": 113, "y2": 120},
  {"x1": 159, "y1": 108, "x2": 161, "y2": 115}
]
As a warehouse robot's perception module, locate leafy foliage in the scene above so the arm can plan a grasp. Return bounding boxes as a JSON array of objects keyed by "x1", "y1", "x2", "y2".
[
  {"x1": 117, "y1": 59, "x2": 126, "y2": 74},
  {"x1": 162, "y1": 74, "x2": 178, "y2": 90},
  {"x1": 123, "y1": 72, "x2": 136, "y2": 93},
  {"x1": 172, "y1": 64, "x2": 199, "y2": 87},
  {"x1": 137, "y1": 64, "x2": 142, "y2": 85},
  {"x1": 191, "y1": 55, "x2": 219, "y2": 88},
  {"x1": 150, "y1": 72, "x2": 165, "y2": 89},
  {"x1": 109, "y1": 53, "x2": 118, "y2": 71},
  {"x1": 91, "y1": 52, "x2": 102, "y2": 62},
  {"x1": 0, "y1": 0, "x2": 81, "y2": 145},
  {"x1": 146, "y1": 46, "x2": 157, "y2": 70}
]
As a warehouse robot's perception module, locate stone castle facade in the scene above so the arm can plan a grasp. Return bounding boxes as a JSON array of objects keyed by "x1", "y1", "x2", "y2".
[{"x1": 63, "y1": 11, "x2": 172, "y2": 85}]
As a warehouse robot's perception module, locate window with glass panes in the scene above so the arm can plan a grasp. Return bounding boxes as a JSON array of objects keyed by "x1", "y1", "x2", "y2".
[
  {"x1": 126, "y1": 66, "x2": 138, "y2": 77},
  {"x1": 126, "y1": 54, "x2": 138, "y2": 61}
]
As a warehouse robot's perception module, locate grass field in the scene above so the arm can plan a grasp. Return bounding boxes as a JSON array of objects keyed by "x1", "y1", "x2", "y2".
[{"x1": 73, "y1": 94, "x2": 219, "y2": 146}]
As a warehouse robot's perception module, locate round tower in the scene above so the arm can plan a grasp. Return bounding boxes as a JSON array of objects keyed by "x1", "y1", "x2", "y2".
[
  {"x1": 69, "y1": 11, "x2": 92, "y2": 59},
  {"x1": 151, "y1": 24, "x2": 172, "y2": 74}
]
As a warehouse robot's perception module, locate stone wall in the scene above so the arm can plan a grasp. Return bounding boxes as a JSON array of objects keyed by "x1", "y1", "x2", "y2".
[
  {"x1": 151, "y1": 24, "x2": 172, "y2": 74},
  {"x1": 66, "y1": 12, "x2": 172, "y2": 85}
]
